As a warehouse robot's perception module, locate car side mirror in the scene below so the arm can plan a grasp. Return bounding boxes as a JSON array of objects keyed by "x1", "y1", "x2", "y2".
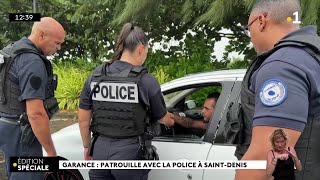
[{"x1": 185, "y1": 100, "x2": 196, "y2": 110}]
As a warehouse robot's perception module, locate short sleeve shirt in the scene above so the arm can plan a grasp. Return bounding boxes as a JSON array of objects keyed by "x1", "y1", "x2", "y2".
[
  {"x1": 250, "y1": 26, "x2": 320, "y2": 132},
  {"x1": 8, "y1": 37, "x2": 48, "y2": 101},
  {"x1": 79, "y1": 61, "x2": 167, "y2": 121}
]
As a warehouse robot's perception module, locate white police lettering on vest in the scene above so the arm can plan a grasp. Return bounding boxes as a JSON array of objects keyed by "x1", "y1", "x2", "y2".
[{"x1": 91, "y1": 82, "x2": 139, "y2": 103}]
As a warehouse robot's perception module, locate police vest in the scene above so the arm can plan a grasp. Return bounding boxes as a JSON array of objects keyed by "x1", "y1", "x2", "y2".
[
  {"x1": 90, "y1": 62, "x2": 149, "y2": 138},
  {"x1": 0, "y1": 40, "x2": 57, "y2": 118},
  {"x1": 236, "y1": 34, "x2": 320, "y2": 179}
]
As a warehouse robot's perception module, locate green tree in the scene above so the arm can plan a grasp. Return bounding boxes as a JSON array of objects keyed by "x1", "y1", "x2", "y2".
[
  {"x1": 227, "y1": 57, "x2": 250, "y2": 69},
  {"x1": 1, "y1": 0, "x2": 319, "y2": 66},
  {"x1": 0, "y1": 0, "x2": 34, "y2": 48},
  {"x1": 111, "y1": 0, "x2": 320, "y2": 62}
]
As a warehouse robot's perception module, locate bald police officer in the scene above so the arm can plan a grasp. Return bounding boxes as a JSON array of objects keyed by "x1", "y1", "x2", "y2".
[
  {"x1": 78, "y1": 23, "x2": 174, "y2": 180},
  {"x1": 0, "y1": 17, "x2": 65, "y2": 179},
  {"x1": 235, "y1": 0, "x2": 320, "y2": 180}
]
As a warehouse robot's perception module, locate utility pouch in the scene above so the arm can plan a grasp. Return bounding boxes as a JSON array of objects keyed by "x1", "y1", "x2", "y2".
[
  {"x1": 44, "y1": 97, "x2": 59, "y2": 119},
  {"x1": 52, "y1": 74, "x2": 58, "y2": 90}
]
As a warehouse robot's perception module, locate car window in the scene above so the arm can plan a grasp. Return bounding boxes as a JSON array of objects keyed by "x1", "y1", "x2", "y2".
[
  {"x1": 155, "y1": 84, "x2": 222, "y2": 142},
  {"x1": 163, "y1": 90, "x2": 185, "y2": 106}
]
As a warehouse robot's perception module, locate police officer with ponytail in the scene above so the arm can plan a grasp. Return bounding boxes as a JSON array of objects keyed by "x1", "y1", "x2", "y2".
[{"x1": 78, "y1": 23, "x2": 175, "y2": 180}]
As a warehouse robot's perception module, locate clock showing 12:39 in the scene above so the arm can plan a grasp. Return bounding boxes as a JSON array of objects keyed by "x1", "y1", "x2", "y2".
[{"x1": 9, "y1": 13, "x2": 41, "y2": 22}]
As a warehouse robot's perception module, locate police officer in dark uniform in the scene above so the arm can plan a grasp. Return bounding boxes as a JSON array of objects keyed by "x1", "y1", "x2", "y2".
[
  {"x1": 0, "y1": 17, "x2": 65, "y2": 179},
  {"x1": 234, "y1": 0, "x2": 320, "y2": 180},
  {"x1": 78, "y1": 23, "x2": 175, "y2": 180}
]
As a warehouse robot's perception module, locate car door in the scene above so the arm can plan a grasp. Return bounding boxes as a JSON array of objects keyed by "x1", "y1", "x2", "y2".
[
  {"x1": 202, "y1": 80, "x2": 242, "y2": 180},
  {"x1": 148, "y1": 77, "x2": 236, "y2": 180}
]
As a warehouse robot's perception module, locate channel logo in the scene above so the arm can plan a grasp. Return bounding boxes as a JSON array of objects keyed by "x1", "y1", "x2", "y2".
[{"x1": 10, "y1": 157, "x2": 59, "y2": 172}]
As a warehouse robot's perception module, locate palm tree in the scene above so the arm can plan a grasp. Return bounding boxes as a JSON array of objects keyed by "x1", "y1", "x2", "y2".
[{"x1": 111, "y1": 0, "x2": 319, "y2": 30}]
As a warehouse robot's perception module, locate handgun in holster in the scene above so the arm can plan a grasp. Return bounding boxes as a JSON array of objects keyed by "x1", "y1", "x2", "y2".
[
  {"x1": 19, "y1": 113, "x2": 35, "y2": 146},
  {"x1": 138, "y1": 132, "x2": 159, "y2": 160}
]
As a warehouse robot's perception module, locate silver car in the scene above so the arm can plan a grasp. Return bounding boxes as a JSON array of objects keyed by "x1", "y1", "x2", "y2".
[{"x1": 49, "y1": 69, "x2": 246, "y2": 180}]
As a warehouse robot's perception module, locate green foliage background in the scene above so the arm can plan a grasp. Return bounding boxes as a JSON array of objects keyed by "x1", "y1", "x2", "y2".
[
  {"x1": 1, "y1": 0, "x2": 319, "y2": 110},
  {"x1": 53, "y1": 59, "x2": 98, "y2": 110}
]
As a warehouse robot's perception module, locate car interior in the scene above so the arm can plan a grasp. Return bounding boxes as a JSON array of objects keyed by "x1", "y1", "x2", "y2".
[{"x1": 153, "y1": 84, "x2": 222, "y2": 141}]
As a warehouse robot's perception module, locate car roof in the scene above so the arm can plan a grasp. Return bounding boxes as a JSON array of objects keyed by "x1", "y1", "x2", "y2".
[
  {"x1": 161, "y1": 69, "x2": 246, "y2": 89},
  {"x1": 186, "y1": 69, "x2": 246, "y2": 78}
]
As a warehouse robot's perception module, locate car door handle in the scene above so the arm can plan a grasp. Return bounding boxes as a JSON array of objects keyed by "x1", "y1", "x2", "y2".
[{"x1": 177, "y1": 159, "x2": 191, "y2": 173}]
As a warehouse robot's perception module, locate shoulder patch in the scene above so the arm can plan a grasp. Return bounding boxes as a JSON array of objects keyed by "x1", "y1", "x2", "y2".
[
  {"x1": 259, "y1": 79, "x2": 287, "y2": 106},
  {"x1": 30, "y1": 76, "x2": 42, "y2": 90}
]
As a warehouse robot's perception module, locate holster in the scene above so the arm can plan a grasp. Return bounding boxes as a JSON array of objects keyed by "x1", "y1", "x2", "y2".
[
  {"x1": 137, "y1": 132, "x2": 159, "y2": 160},
  {"x1": 19, "y1": 113, "x2": 35, "y2": 146},
  {"x1": 18, "y1": 96, "x2": 57, "y2": 146}
]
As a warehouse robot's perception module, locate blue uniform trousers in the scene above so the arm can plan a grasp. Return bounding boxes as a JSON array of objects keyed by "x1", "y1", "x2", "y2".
[
  {"x1": 0, "y1": 119, "x2": 44, "y2": 180},
  {"x1": 89, "y1": 136, "x2": 149, "y2": 180}
]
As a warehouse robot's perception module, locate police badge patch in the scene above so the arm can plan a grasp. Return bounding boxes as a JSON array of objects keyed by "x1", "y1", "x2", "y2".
[{"x1": 259, "y1": 79, "x2": 287, "y2": 106}]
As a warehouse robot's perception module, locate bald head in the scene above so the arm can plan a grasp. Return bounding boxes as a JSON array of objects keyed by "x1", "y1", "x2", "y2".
[
  {"x1": 31, "y1": 17, "x2": 64, "y2": 35},
  {"x1": 29, "y1": 17, "x2": 65, "y2": 56}
]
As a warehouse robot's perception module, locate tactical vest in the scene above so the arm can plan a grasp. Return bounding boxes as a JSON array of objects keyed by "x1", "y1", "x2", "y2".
[
  {"x1": 238, "y1": 34, "x2": 320, "y2": 179},
  {"x1": 0, "y1": 40, "x2": 57, "y2": 118},
  {"x1": 90, "y1": 62, "x2": 149, "y2": 138}
]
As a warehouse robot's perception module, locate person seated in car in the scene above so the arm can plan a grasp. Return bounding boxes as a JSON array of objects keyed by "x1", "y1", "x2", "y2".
[{"x1": 172, "y1": 92, "x2": 220, "y2": 130}]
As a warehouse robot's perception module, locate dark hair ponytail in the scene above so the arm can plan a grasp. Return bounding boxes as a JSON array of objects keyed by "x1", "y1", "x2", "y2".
[{"x1": 112, "y1": 23, "x2": 148, "y2": 62}]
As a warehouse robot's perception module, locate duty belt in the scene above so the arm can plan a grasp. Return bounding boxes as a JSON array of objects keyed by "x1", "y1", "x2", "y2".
[{"x1": 0, "y1": 117, "x2": 19, "y2": 125}]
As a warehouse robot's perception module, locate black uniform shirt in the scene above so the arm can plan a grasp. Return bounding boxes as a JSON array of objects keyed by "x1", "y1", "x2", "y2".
[
  {"x1": 250, "y1": 26, "x2": 320, "y2": 131},
  {"x1": 8, "y1": 37, "x2": 48, "y2": 101}
]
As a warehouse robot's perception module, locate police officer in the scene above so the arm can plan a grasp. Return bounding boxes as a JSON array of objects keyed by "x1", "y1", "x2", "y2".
[
  {"x1": 78, "y1": 23, "x2": 175, "y2": 180},
  {"x1": 0, "y1": 17, "x2": 65, "y2": 179},
  {"x1": 235, "y1": 0, "x2": 320, "y2": 180}
]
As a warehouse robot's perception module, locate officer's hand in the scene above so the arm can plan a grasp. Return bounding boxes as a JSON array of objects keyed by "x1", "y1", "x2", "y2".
[
  {"x1": 160, "y1": 112, "x2": 175, "y2": 126},
  {"x1": 84, "y1": 147, "x2": 93, "y2": 160},
  {"x1": 47, "y1": 151, "x2": 57, "y2": 157},
  {"x1": 166, "y1": 112, "x2": 175, "y2": 126}
]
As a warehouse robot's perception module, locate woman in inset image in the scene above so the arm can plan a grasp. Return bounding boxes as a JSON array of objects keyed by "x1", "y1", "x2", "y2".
[{"x1": 266, "y1": 129, "x2": 302, "y2": 180}]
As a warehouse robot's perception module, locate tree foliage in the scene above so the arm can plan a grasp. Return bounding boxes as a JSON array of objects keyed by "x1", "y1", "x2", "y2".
[
  {"x1": 1, "y1": 0, "x2": 319, "y2": 64},
  {"x1": 2, "y1": 0, "x2": 319, "y2": 110}
]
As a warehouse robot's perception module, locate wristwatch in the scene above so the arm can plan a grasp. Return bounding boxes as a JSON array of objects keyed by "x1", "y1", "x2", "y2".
[{"x1": 178, "y1": 112, "x2": 186, "y2": 117}]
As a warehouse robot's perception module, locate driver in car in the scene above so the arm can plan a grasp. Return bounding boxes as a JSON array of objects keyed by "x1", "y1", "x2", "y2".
[{"x1": 172, "y1": 92, "x2": 220, "y2": 130}]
